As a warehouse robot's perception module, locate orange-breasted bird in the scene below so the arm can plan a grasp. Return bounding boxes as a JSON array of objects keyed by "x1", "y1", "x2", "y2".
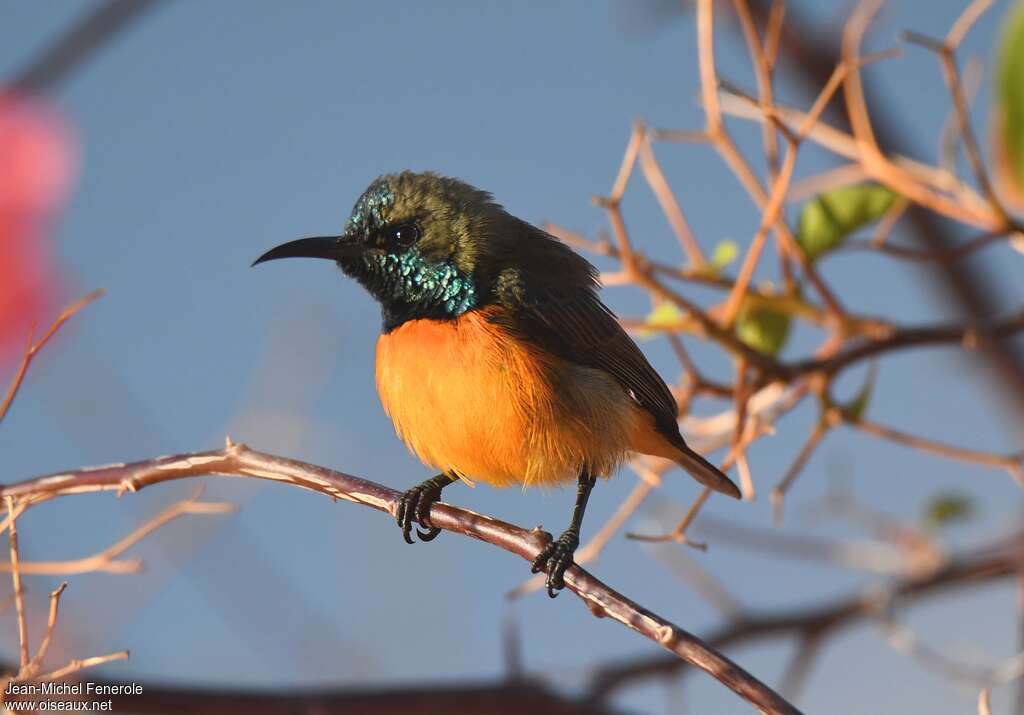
[{"x1": 253, "y1": 171, "x2": 740, "y2": 596}]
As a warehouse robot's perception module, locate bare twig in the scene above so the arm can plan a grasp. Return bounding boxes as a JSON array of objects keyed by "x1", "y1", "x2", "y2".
[
  {"x1": 0, "y1": 489, "x2": 234, "y2": 574},
  {"x1": 939, "y1": 55, "x2": 983, "y2": 176},
  {"x1": 588, "y1": 531, "x2": 1024, "y2": 701},
  {"x1": 646, "y1": 539, "x2": 743, "y2": 619},
  {"x1": 32, "y1": 651, "x2": 129, "y2": 683},
  {"x1": 845, "y1": 416, "x2": 1024, "y2": 487},
  {"x1": 1, "y1": 444, "x2": 802, "y2": 714},
  {"x1": 22, "y1": 582, "x2": 68, "y2": 679},
  {"x1": 636, "y1": 125, "x2": 706, "y2": 267},
  {"x1": 627, "y1": 486, "x2": 712, "y2": 548},
  {"x1": 696, "y1": 0, "x2": 845, "y2": 318},
  {"x1": 780, "y1": 310, "x2": 1024, "y2": 381},
  {"x1": 901, "y1": 0, "x2": 1005, "y2": 222},
  {"x1": 778, "y1": 633, "x2": 822, "y2": 701},
  {"x1": 0, "y1": 290, "x2": 104, "y2": 426},
  {"x1": 731, "y1": 0, "x2": 781, "y2": 176},
  {"x1": 508, "y1": 471, "x2": 658, "y2": 599},
  {"x1": 844, "y1": 228, "x2": 1012, "y2": 263},
  {"x1": 771, "y1": 421, "x2": 831, "y2": 524},
  {"x1": 5, "y1": 497, "x2": 29, "y2": 671}
]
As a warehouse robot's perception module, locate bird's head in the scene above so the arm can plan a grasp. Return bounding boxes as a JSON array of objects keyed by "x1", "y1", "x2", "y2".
[{"x1": 254, "y1": 171, "x2": 593, "y2": 331}]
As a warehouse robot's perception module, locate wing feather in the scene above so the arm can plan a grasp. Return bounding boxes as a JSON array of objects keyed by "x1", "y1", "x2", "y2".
[
  {"x1": 494, "y1": 278, "x2": 682, "y2": 443},
  {"x1": 486, "y1": 229, "x2": 740, "y2": 499}
]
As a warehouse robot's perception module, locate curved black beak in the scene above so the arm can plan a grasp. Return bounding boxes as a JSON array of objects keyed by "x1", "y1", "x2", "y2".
[{"x1": 251, "y1": 235, "x2": 359, "y2": 267}]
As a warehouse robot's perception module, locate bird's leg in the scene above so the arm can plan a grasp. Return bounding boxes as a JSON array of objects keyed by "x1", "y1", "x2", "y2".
[
  {"x1": 531, "y1": 470, "x2": 596, "y2": 598},
  {"x1": 396, "y1": 473, "x2": 457, "y2": 544}
]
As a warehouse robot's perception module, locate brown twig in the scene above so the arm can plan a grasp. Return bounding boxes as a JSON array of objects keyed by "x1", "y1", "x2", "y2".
[
  {"x1": 778, "y1": 633, "x2": 822, "y2": 701},
  {"x1": 844, "y1": 415, "x2": 1024, "y2": 487},
  {"x1": 0, "y1": 290, "x2": 104, "y2": 426},
  {"x1": 588, "y1": 531, "x2": 1024, "y2": 701},
  {"x1": 939, "y1": 55, "x2": 983, "y2": 177},
  {"x1": 843, "y1": 228, "x2": 1011, "y2": 263},
  {"x1": 731, "y1": 0, "x2": 780, "y2": 176},
  {"x1": 981, "y1": 687, "x2": 993, "y2": 715},
  {"x1": 636, "y1": 124, "x2": 706, "y2": 267},
  {"x1": 787, "y1": 162, "x2": 868, "y2": 202},
  {"x1": 544, "y1": 223, "x2": 733, "y2": 290},
  {"x1": 5, "y1": 497, "x2": 29, "y2": 671},
  {"x1": 1, "y1": 443, "x2": 802, "y2": 714},
  {"x1": 508, "y1": 470, "x2": 658, "y2": 600},
  {"x1": 901, "y1": 0, "x2": 1005, "y2": 223},
  {"x1": 732, "y1": 359, "x2": 756, "y2": 500},
  {"x1": 717, "y1": 90, "x2": 988, "y2": 213},
  {"x1": 644, "y1": 537, "x2": 743, "y2": 619},
  {"x1": 780, "y1": 309, "x2": 1024, "y2": 380},
  {"x1": 715, "y1": 45, "x2": 899, "y2": 328},
  {"x1": 627, "y1": 486, "x2": 712, "y2": 548},
  {"x1": 771, "y1": 421, "x2": 831, "y2": 525},
  {"x1": 840, "y1": 1, "x2": 995, "y2": 228},
  {"x1": 0, "y1": 488, "x2": 235, "y2": 574},
  {"x1": 22, "y1": 582, "x2": 68, "y2": 679},
  {"x1": 868, "y1": 196, "x2": 909, "y2": 248},
  {"x1": 696, "y1": 1, "x2": 845, "y2": 318},
  {"x1": 31, "y1": 651, "x2": 130, "y2": 683},
  {"x1": 592, "y1": 195, "x2": 787, "y2": 375}
]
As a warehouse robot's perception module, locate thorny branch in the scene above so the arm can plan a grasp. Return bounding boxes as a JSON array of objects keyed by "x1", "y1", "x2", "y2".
[
  {"x1": 1, "y1": 491, "x2": 129, "y2": 698},
  {"x1": 741, "y1": 0, "x2": 1024, "y2": 416},
  {"x1": 0, "y1": 443, "x2": 802, "y2": 715},
  {"x1": 523, "y1": 1, "x2": 1024, "y2": 705},
  {"x1": 559, "y1": 0, "x2": 1024, "y2": 534}
]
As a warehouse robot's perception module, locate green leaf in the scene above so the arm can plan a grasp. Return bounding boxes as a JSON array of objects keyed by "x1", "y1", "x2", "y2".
[
  {"x1": 842, "y1": 362, "x2": 878, "y2": 421},
  {"x1": 736, "y1": 303, "x2": 791, "y2": 356},
  {"x1": 923, "y1": 493, "x2": 974, "y2": 530},
  {"x1": 995, "y1": 0, "x2": 1024, "y2": 206},
  {"x1": 710, "y1": 239, "x2": 740, "y2": 271},
  {"x1": 797, "y1": 184, "x2": 898, "y2": 261},
  {"x1": 637, "y1": 301, "x2": 683, "y2": 340}
]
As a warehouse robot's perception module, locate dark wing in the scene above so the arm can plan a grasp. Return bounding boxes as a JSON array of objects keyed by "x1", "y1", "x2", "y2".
[
  {"x1": 494, "y1": 278, "x2": 741, "y2": 498},
  {"x1": 493, "y1": 275, "x2": 684, "y2": 447},
  {"x1": 482, "y1": 221, "x2": 739, "y2": 498}
]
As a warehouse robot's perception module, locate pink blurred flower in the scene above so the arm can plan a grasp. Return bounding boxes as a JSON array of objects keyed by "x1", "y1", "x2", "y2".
[{"x1": 0, "y1": 92, "x2": 75, "y2": 360}]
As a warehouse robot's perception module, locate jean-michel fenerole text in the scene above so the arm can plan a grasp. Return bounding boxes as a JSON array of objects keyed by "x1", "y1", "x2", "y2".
[{"x1": 5, "y1": 682, "x2": 143, "y2": 696}]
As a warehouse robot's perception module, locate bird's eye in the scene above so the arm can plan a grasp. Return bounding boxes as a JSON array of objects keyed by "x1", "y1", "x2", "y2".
[{"x1": 386, "y1": 223, "x2": 420, "y2": 248}]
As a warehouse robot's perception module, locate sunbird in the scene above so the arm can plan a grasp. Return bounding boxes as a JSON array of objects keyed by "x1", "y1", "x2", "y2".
[{"x1": 253, "y1": 171, "x2": 740, "y2": 596}]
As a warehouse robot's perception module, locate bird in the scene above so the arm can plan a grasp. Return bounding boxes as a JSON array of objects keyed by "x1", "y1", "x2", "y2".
[{"x1": 253, "y1": 171, "x2": 740, "y2": 597}]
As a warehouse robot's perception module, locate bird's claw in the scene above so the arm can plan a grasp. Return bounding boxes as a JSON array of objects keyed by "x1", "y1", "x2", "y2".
[
  {"x1": 531, "y1": 529, "x2": 580, "y2": 597},
  {"x1": 396, "y1": 483, "x2": 443, "y2": 543}
]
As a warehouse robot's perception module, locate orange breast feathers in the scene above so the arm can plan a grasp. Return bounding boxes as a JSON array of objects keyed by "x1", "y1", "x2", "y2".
[{"x1": 375, "y1": 307, "x2": 652, "y2": 488}]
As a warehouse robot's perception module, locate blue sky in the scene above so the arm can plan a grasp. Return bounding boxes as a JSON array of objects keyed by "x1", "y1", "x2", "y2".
[{"x1": 1, "y1": 2, "x2": 1022, "y2": 713}]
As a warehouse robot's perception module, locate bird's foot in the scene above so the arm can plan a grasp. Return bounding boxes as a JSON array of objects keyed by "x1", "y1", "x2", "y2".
[
  {"x1": 531, "y1": 528, "x2": 580, "y2": 598},
  {"x1": 395, "y1": 478, "x2": 447, "y2": 544}
]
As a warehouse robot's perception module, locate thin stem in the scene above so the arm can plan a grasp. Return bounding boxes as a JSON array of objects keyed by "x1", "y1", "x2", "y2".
[
  {"x1": 6, "y1": 497, "x2": 29, "y2": 671},
  {"x1": 0, "y1": 290, "x2": 105, "y2": 425}
]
